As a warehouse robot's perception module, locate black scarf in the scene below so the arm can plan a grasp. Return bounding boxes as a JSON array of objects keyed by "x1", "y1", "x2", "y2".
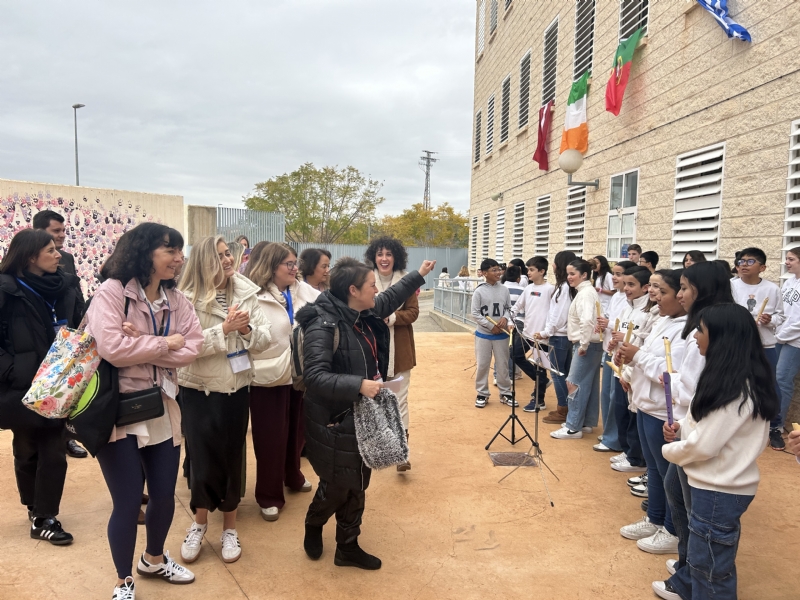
[{"x1": 20, "y1": 270, "x2": 69, "y2": 301}]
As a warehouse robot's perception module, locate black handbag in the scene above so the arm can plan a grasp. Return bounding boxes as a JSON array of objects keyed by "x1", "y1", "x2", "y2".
[{"x1": 116, "y1": 364, "x2": 164, "y2": 427}]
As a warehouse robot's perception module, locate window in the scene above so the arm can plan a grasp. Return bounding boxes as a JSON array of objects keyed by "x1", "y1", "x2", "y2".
[
  {"x1": 565, "y1": 187, "x2": 586, "y2": 257},
  {"x1": 477, "y1": 0, "x2": 486, "y2": 55},
  {"x1": 619, "y1": 0, "x2": 648, "y2": 41},
  {"x1": 782, "y1": 120, "x2": 800, "y2": 278},
  {"x1": 482, "y1": 213, "x2": 491, "y2": 262},
  {"x1": 474, "y1": 111, "x2": 482, "y2": 164},
  {"x1": 535, "y1": 195, "x2": 551, "y2": 257},
  {"x1": 470, "y1": 215, "x2": 479, "y2": 268},
  {"x1": 512, "y1": 202, "x2": 525, "y2": 257},
  {"x1": 495, "y1": 208, "x2": 506, "y2": 261},
  {"x1": 505, "y1": 0, "x2": 512, "y2": 9},
  {"x1": 542, "y1": 19, "x2": 558, "y2": 106},
  {"x1": 500, "y1": 76, "x2": 511, "y2": 143},
  {"x1": 670, "y1": 143, "x2": 725, "y2": 267},
  {"x1": 486, "y1": 95, "x2": 495, "y2": 155},
  {"x1": 519, "y1": 51, "x2": 531, "y2": 129},
  {"x1": 607, "y1": 170, "x2": 638, "y2": 260},
  {"x1": 490, "y1": 0, "x2": 498, "y2": 34},
  {"x1": 574, "y1": 0, "x2": 596, "y2": 81}
]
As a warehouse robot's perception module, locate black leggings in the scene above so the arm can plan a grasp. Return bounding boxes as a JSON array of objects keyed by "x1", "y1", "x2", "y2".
[
  {"x1": 96, "y1": 435, "x2": 180, "y2": 579},
  {"x1": 12, "y1": 424, "x2": 67, "y2": 518}
]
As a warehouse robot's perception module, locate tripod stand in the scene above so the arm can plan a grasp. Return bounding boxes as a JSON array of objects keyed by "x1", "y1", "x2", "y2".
[{"x1": 485, "y1": 326, "x2": 532, "y2": 449}]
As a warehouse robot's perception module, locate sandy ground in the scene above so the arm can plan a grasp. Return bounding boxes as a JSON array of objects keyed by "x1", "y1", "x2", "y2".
[{"x1": 0, "y1": 331, "x2": 798, "y2": 600}]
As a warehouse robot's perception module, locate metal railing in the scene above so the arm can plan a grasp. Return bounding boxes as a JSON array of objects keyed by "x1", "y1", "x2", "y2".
[{"x1": 432, "y1": 278, "x2": 483, "y2": 323}]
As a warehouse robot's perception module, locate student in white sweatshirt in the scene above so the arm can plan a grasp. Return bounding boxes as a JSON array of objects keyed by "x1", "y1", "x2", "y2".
[
  {"x1": 591, "y1": 255, "x2": 615, "y2": 313},
  {"x1": 774, "y1": 246, "x2": 800, "y2": 449},
  {"x1": 616, "y1": 269, "x2": 687, "y2": 555},
  {"x1": 654, "y1": 303, "x2": 779, "y2": 600}
]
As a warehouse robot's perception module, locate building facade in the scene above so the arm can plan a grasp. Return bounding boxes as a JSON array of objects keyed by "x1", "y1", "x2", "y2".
[{"x1": 468, "y1": 0, "x2": 800, "y2": 281}]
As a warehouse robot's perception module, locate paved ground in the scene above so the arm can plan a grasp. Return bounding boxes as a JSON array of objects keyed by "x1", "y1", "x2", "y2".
[
  {"x1": 414, "y1": 293, "x2": 443, "y2": 332},
  {"x1": 1, "y1": 332, "x2": 798, "y2": 599}
]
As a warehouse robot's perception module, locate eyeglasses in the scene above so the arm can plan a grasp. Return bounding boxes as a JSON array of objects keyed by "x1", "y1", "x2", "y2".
[
  {"x1": 281, "y1": 261, "x2": 298, "y2": 270},
  {"x1": 736, "y1": 259, "x2": 761, "y2": 266}
]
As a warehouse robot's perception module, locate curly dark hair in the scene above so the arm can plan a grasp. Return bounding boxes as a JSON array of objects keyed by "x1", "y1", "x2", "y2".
[
  {"x1": 364, "y1": 236, "x2": 408, "y2": 272},
  {"x1": 101, "y1": 222, "x2": 184, "y2": 289}
]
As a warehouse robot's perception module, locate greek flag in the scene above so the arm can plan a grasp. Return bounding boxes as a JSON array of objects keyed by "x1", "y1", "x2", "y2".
[{"x1": 696, "y1": 0, "x2": 752, "y2": 42}]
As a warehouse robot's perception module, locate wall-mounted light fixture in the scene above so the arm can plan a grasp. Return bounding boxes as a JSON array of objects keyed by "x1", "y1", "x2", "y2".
[
  {"x1": 491, "y1": 192, "x2": 503, "y2": 201},
  {"x1": 558, "y1": 149, "x2": 599, "y2": 189}
]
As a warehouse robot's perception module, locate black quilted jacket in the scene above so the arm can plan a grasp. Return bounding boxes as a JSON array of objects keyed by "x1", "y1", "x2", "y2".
[{"x1": 295, "y1": 271, "x2": 424, "y2": 490}]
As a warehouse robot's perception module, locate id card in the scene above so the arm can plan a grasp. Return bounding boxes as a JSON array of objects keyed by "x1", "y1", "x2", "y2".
[
  {"x1": 227, "y1": 349, "x2": 250, "y2": 374},
  {"x1": 53, "y1": 319, "x2": 68, "y2": 334},
  {"x1": 161, "y1": 377, "x2": 178, "y2": 399}
]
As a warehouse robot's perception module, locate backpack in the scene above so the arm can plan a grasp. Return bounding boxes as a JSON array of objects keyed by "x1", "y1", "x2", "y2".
[{"x1": 291, "y1": 323, "x2": 340, "y2": 392}]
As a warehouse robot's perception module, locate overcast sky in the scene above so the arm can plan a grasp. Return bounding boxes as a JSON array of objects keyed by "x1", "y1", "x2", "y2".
[{"x1": 0, "y1": 0, "x2": 475, "y2": 215}]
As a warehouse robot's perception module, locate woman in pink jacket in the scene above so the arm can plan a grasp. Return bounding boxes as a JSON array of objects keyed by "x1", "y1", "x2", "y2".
[{"x1": 86, "y1": 223, "x2": 204, "y2": 600}]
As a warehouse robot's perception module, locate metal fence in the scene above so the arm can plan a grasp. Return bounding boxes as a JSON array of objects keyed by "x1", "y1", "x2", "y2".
[
  {"x1": 291, "y1": 243, "x2": 468, "y2": 290},
  {"x1": 432, "y1": 277, "x2": 482, "y2": 323},
  {"x1": 217, "y1": 207, "x2": 285, "y2": 245}
]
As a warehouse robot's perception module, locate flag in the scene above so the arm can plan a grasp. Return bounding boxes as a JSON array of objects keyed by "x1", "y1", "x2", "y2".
[
  {"x1": 533, "y1": 100, "x2": 554, "y2": 170},
  {"x1": 560, "y1": 71, "x2": 590, "y2": 154},
  {"x1": 696, "y1": 0, "x2": 752, "y2": 42},
  {"x1": 605, "y1": 28, "x2": 643, "y2": 116}
]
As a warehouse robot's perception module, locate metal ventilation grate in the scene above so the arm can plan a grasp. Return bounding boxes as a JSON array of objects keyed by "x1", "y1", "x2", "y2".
[
  {"x1": 574, "y1": 0, "x2": 596, "y2": 81},
  {"x1": 541, "y1": 19, "x2": 559, "y2": 106}
]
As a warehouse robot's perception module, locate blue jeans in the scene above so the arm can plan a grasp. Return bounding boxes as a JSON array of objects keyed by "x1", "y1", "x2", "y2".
[
  {"x1": 773, "y1": 344, "x2": 799, "y2": 430},
  {"x1": 637, "y1": 411, "x2": 675, "y2": 534},
  {"x1": 565, "y1": 342, "x2": 603, "y2": 431},
  {"x1": 666, "y1": 463, "x2": 692, "y2": 570},
  {"x1": 512, "y1": 336, "x2": 549, "y2": 401},
  {"x1": 613, "y1": 377, "x2": 645, "y2": 466},
  {"x1": 549, "y1": 336, "x2": 573, "y2": 407},
  {"x1": 669, "y1": 487, "x2": 753, "y2": 600},
  {"x1": 599, "y1": 355, "x2": 622, "y2": 450}
]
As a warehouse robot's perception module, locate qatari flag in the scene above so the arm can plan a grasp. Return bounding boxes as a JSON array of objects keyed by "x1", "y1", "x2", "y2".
[{"x1": 533, "y1": 100, "x2": 554, "y2": 171}]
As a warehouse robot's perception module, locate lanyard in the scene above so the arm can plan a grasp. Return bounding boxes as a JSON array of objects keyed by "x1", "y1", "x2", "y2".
[
  {"x1": 146, "y1": 299, "x2": 171, "y2": 337},
  {"x1": 16, "y1": 278, "x2": 58, "y2": 323},
  {"x1": 281, "y1": 290, "x2": 294, "y2": 325},
  {"x1": 354, "y1": 320, "x2": 379, "y2": 369}
]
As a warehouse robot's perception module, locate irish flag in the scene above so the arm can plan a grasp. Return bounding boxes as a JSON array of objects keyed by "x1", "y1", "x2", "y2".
[
  {"x1": 560, "y1": 71, "x2": 590, "y2": 154},
  {"x1": 605, "y1": 28, "x2": 644, "y2": 116}
]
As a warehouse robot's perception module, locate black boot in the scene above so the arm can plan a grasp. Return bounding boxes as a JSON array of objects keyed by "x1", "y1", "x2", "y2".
[
  {"x1": 304, "y1": 525, "x2": 323, "y2": 560},
  {"x1": 334, "y1": 542, "x2": 381, "y2": 570}
]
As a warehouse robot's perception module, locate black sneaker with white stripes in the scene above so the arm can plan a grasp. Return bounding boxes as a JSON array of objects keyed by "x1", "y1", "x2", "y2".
[{"x1": 30, "y1": 517, "x2": 73, "y2": 545}]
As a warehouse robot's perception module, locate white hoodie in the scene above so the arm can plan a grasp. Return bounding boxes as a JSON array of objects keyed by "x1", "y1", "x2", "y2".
[
  {"x1": 510, "y1": 281, "x2": 555, "y2": 339},
  {"x1": 567, "y1": 280, "x2": 602, "y2": 351},
  {"x1": 732, "y1": 278, "x2": 784, "y2": 348},
  {"x1": 610, "y1": 294, "x2": 652, "y2": 366},
  {"x1": 543, "y1": 282, "x2": 572, "y2": 338},
  {"x1": 777, "y1": 276, "x2": 800, "y2": 348},
  {"x1": 601, "y1": 291, "x2": 628, "y2": 353},
  {"x1": 669, "y1": 330, "x2": 704, "y2": 411}
]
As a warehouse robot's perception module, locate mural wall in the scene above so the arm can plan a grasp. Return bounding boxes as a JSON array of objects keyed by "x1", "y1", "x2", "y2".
[{"x1": 0, "y1": 179, "x2": 184, "y2": 295}]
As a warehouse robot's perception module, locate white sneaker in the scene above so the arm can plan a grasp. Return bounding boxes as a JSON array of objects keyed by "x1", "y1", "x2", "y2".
[
  {"x1": 593, "y1": 443, "x2": 615, "y2": 452},
  {"x1": 630, "y1": 483, "x2": 648, "y2": 498},
  {"x1": 493, "y1": 377, "x2": 497, "y2": 386},
  {"x1": 261, "y1": 507, "x2": 279, "y2": 521},
  {"x1": 627, "y1": 475, "x2": 646, "y2": 487},
  {"x1": 666, "y1": 558, "x2": 677, "y2": 575},
  {"x1": 611, "y1": 458, "x2": 647, "y2": 473},
  {"x1": 300, "y1": 479, "x2": 312, "y2": 492},
  {"x1": 181, "y1": 522, "x2": 206, "y2": 563},
  {"x1": 550, "y1": 427, "x2": 583, "y2": 439},
  {"x1": 620, "y1": 516, "x2": 658, "y2": 540},
  {"x1": 638, "y1": 527, "x2": 679, "y2": 554},
  {"x1": 136, "y1": 550, "x2": 195, "y2": 584},
  {"x1": 560, "y1": 423, "x2": 593, "y2": 433},
  {"x1": 652, "y1": 581, "x2": 680, "y2": 600},
  {"x1": 220, "y1": 529, "x2": 242, "y2": 563},
  {"x1": 112, "y1": 577, "x2": 135, "y2": 600},
  {"x1": 610, "y1": 452, "x2": 627, "y2": 463}
]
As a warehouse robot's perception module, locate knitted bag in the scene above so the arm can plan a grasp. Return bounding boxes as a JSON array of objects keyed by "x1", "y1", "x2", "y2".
[{"x1": 353, "y1": 388, "x2": 409, "y2": 469}]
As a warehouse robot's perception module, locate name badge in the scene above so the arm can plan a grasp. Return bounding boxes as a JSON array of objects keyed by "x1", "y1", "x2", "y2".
[
  {"x1": 227, "y1": 349, "x2": 250, "y2": 374},
  {"x1": 161, "y1": 377, "x2": 178, "y2": 400},
  {"x1": 53, "y1": 319, "x2": 68, "y2": 333}
]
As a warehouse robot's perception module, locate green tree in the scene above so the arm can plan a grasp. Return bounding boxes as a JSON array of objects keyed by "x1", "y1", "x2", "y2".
[
  {"x1": 376, "y1": 202, "x2": 468, "y2": 247},
  {"x1": 244, "y1": 163, "x2": 384, "y2": 244}
]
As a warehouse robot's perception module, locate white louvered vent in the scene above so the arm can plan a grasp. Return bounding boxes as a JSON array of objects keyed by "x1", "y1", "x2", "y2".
[
  {"x1": 542, "y1": 19, "x2": 559, "y2": 106},
  {"x1": 500, "y1": 76, "x2": 511, "y2": 143},
  {"x1": 512, "y1": 202, "x2": 525, "y2": 257},
  {"x1": 619, "y1": 0, "x2": 648, "y2": 41},
  {"x1": 535, "y1": 195, "x2": 551, "y2": 257},
  {"x1": 519, "y1": 51, "x2": 531, "y2": 129},
  {"x1": 490, "y1": 0, "x2": 498, "y2": 34},
  {"x1": 477, "y1": 0, "x2": 486, "y2": 55},
  {"x1": 482, "y1": 212, "x2": 491, "y2": 263},
  {"x1": 486, "y1": 95, "x2": 495, "y2": 155},
  {"x1": 565, "y1": 187, "x2": 586, "y2": 257},
  {"x1": 670, "y1": 143, "x2": 725, "y2": 267},
  {"x1": 574, "y1": 0, "x2": 596, "y2": 81},
  {"x1": 495, "y1": 208, "x2": 506, "y2": 261},
  {"x1": 474, "y1": 111, "x2": 482, "y2": 164},
  {"x1": 505, "y1": 0, "x2": 512, "y2": 9},
  {"x1": 470, "y1": 215, "x2": 479, "y2": 268},
  {"x1": 782, "y1": 119, "x2": 800, "y2": 279}
]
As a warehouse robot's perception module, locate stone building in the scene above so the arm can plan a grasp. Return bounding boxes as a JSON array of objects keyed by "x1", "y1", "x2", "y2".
[{"x1": 467, "y1": 0, "x2": 800, "y2": 281}]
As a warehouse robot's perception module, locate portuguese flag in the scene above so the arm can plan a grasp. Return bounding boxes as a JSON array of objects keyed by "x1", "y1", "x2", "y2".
[
  {"x1": 605, "y1": 28, "x2": 643, "y2": 116},
  {"x1": 560, "y1": 71, "x2": 590, "y2": 154}
]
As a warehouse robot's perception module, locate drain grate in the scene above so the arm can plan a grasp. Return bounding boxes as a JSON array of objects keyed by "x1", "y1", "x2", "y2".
[{"x1": 488, "y1": 452, "x2": 538, "y2": 467}]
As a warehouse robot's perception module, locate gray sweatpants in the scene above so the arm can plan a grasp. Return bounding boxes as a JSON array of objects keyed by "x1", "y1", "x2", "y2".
[{"x1": 475, "y1": 335, "x2": 512, "y2": 397}]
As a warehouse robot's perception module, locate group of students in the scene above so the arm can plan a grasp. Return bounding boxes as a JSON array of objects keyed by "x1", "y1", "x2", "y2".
[
  {"x1": 0, "y1": 218, "x2": 435, "y2": 600},
  {"x1": 470, "y1": 244, "x2": 799, "y2": 599}
]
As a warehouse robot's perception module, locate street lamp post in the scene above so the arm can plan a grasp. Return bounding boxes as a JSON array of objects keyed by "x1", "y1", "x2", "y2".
[{"x1": 72, "y1": 103, "x2": 85, "y2": 186}]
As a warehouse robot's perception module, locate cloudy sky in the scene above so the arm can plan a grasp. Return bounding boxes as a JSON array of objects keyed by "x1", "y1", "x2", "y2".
[{"x1": 0, "y1": 0, "x2": 476, "y2": 215}]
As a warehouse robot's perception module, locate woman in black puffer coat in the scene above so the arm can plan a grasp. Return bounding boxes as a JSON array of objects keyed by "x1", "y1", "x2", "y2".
[
  {"x1": 295, "y1": 256, "x2": 435, "y2": 570},
  {"x1": 0, "y1": 229, "x2": 85, "y2": 546}
]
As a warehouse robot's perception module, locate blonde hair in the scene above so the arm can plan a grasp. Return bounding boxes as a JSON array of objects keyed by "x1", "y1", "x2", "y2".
[
  {"x1": 227, "y1": 241, "x2": 245, "y2": 272},
  {"x1": 245, "y1": 242, "x2": 296, "y2": 291},
  {"x1": 458, "y1": 265, "x2": 469, "y2": 277},
  {"x1": 179, "y1": 235, "x2": 232, "y2": 306}
]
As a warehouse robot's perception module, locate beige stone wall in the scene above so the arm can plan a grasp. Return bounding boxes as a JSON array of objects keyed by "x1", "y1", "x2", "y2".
[
  {"x1": 186, "y1": 205, "x2": 217, "y2": 245},
  {"x1": 469, "y1": 0, "x2": 800, "y2": 282}
]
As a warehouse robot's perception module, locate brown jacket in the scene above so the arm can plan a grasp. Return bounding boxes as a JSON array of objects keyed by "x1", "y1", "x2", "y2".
[{"x1": 392, "y1": 291, "x2": 419, "y2": 373}]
